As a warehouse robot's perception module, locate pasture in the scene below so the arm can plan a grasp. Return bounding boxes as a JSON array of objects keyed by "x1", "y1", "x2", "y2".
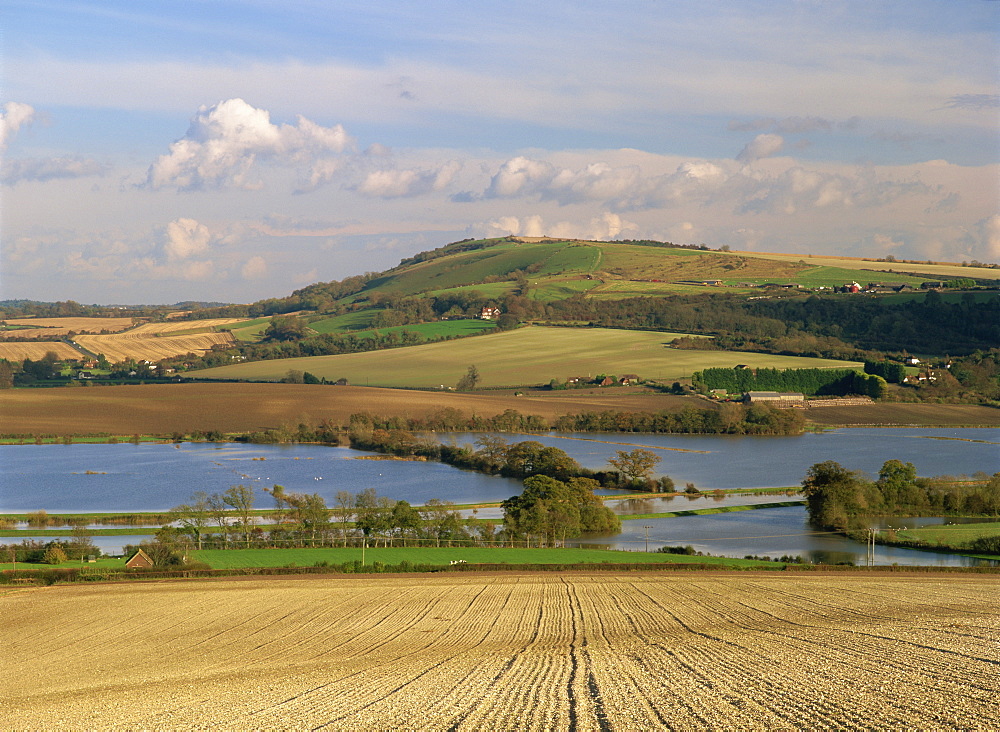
[
  {"x1": 192, "y1": 325, "x2": 862, "y2": 387},
  {"x1": 0, "y1": 342, "x2": 81, "y2": 361},
  {"x1": 3, "y1": 573, "x2": 997, "y2": 729},
  {"x1": 895, "y1": 521, "x2": 1000, "y2": 547}
]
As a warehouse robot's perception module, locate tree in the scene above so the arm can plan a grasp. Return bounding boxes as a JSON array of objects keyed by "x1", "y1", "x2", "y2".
[
  {"x1": 223, "y1": 484, "x2": 255, "y2": 546},
  {"x1": 264, "y1": 315, "x2": 307, "y2": 341},
  {"x1": 334, "y1": 490, "x2": 356, "y2": 546},
  {"x1": 801, "y1": 461, "x2": 869, "y2": 530},
  {"x1": 284, "y1": 492, "x2": 330, "y2": 542},
  {"x1": 456, "y1": 364, "x2": 480, "y2": 391},
  {"x1": 876, "y1": 459, "x2": 917, "y2": 507},
  {"x1": 496, "y1": 313, "x2": 519, "y2": 331},
  {"x1": 474, "y1": 434, "x2": 510, "y2": 472},
  {"x1": 172, "y1": 491, "x2": 212, "y2": 550},
  {"x1": 607, "y1": 449, "x2": 662, "y2": 487},
  {"x1": 502, "y1": 475, "x2": 619, "y2": 545}
]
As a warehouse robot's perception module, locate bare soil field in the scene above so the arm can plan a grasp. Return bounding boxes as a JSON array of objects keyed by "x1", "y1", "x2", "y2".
[
  {"x1": 2, "y1": 573, "x2": 997, "y2": 730},
  {"x1": 0, "y1": 383, "x2": 702, "y2": 436},
  {"x1": 0, "y1": 342, "x2": 81, "y2": 361},
  {"x1": 805, "y1": 402, "x2": 1000, "y2": 427}
]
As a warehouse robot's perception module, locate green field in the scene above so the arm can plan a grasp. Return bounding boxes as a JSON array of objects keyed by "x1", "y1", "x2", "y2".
[
  {"x1": 192, "y1": 325, "x2": 862, "y2": 387},
  {"x1": 896, "y1": 521, "x2": 1000, "y2": 547},
  {"x1": 306, "y1": 310, "x2": 377, "y2": 334},
  {"x1": 191, "y1": 546, "x2": 777, "y2": 569},
  {"x1": 219, "y1": 317, "x2": 271, "y2": 341}
]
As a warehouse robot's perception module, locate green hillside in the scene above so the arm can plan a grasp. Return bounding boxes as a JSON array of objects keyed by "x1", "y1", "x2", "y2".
[{"x1": 333, "y1": 237, "x2": 937, "y2": 305}]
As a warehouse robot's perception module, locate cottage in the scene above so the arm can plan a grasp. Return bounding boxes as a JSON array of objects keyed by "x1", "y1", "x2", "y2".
[
  {"x1": 125, "y1": 548, "x2": 153, "y2": 568},
  {"x1": 479, "y1": 306, "x2": 502, "y2": 320},
  {"x1": 598, "y1": 376, "x2": 615, "y2": 387},
  {"x1": 619, "y1": 373, "x2": 639, "y2": 386}
]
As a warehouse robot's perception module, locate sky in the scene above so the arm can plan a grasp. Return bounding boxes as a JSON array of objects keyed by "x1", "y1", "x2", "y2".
[{"x1": 1, "y1": 0, "x2": 998, "y2": 305}]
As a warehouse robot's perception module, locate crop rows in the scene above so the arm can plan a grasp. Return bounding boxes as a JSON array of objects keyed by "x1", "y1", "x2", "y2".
[{"x1": 2, "y1": 573, "x2": 997, "y2": 730}]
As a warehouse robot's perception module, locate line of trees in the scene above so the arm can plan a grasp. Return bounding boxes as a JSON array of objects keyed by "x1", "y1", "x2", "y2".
[
  {"x1": 693, "y1": 367, "x2": 887, "y2": 398},
  {"x1": 801, "y1": 460, "x2": 1000, "y2": 531}
]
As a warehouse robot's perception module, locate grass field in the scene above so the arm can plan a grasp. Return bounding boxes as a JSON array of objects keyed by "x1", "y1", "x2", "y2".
[
  {"x1": 0, "y1": 382, "x2": 710, "y2": 436},
  {"x1": 3, "y1": 573, "x2": 997, "y2": 729},
  {"x1": 191, "y1": 546, "x2": 773, "y2": 569},
  {"x1": 192, "y1": 325, "x2": 862, "y2": 387},
  {"x1": 895, "y1": 521, "x2": 1000, "y2": 547},
  {"x1": 0, "y1": 342, "x2": 81, "y2": 361}
]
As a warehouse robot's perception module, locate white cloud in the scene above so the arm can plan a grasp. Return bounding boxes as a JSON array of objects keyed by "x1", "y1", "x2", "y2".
[
  {"x1": 736, "y1": 134, "x2": 785, "y2": 163},
  {"x1": 470, "y1": 212, "x2": 637, "y2": 241},
  {"x1": 145, "y1": 98, "x2": 354, "y2": 191},
  {"x1": 0, "y1": 102, "x2": 35, "y2": 151},
  {"x1": 355, "y1": 161, "x2": 460, "y2": 198},
  {"x1": 484, "y1": 157, "x2": 557, "y2": 198},
  {"x1": 163, "y1": 218, "x2": 211, "y2": 260}
]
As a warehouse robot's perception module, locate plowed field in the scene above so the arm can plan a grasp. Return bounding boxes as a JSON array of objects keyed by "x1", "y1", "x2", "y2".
[{"x1": 2, "y1": 573, "x2": 997, "y2": 730}]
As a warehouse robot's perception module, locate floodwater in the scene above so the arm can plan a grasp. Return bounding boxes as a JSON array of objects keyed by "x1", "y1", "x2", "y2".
[{"x1": 2, "y1": 426, "x2": 996, "y2": 564}]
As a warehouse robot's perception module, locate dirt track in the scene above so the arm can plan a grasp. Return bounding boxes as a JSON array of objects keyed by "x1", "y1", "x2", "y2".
[{"x1": 2, "y1": 573, "x2": 998, "y2": 730}]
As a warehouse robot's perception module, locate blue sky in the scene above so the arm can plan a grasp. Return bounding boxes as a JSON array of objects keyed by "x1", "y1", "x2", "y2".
[{"x1": 2, "y1": 0, "x2": 998, "y2": 304}]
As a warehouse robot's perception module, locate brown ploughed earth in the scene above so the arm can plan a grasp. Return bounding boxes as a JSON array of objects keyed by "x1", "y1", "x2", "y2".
[
  {"x1": 0, "y1": 383, "x2": 702, "y2": 436},
  {"x1": 1, "y1": 383, "x2": 997, "y2": 436},
  {"x1": 2, "y1": 573, "x2": 997, "y2": 730}
]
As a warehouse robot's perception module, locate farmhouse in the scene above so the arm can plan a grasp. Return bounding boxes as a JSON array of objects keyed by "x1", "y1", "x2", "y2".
[
  {"x1": 479, "y1": 306, "x2": 502, "y2": 320},
  {"x1": 742, "y1": 391, "x2": 805, "y2": 406}
]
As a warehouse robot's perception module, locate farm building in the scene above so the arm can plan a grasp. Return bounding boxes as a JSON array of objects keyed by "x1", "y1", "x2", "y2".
[
  {"x1": 125, "y1": 549, "x2": 153, "y2": 568},
  {"x1": 742, "y1": 391, "x2": 805, "y2": 406}
]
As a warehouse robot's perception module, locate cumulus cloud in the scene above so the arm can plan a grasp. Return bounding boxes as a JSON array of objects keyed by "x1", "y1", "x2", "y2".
[
  {"x1": 145, "y1": 98, "x2": 354, "y2": 191},
  {"x1": 163, "y1": 218, "x2": 211, "y2": 260},
  {"x1": 2, "y1": 156, "x2": 105, "y2": 185},
  {"x1": 355, "y1": 161, "x2": 460, "y2": 198},
  {"x1": 739, "y1": 167, "x2": 936, "y2": 216},
  {"x1": 469, "y1": 212, "x2": 636, "y2": 241},
  {"x1": 0, "y1": 102, "x2": 35, "y2": 151},
  {"x1": 736, "y1": 134, "x2": 785, "y2": 163},
  {"x1": 484, "y1": 157, "x2": 557, "y2": 198}
]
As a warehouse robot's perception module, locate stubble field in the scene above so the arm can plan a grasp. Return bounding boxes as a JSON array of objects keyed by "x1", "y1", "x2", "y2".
[{"x1": 2, "y1": 573, "x2": 997, "y2": 730}]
